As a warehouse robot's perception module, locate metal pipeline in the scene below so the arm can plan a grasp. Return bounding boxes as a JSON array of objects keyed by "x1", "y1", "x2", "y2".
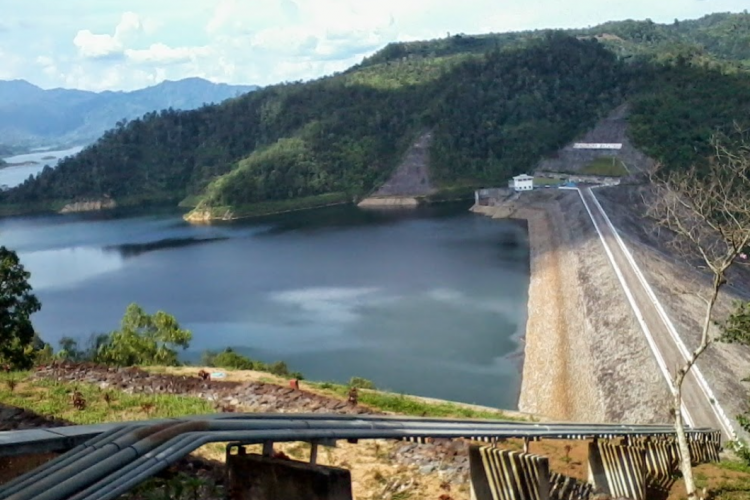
[
  {"x1": 3, "y1": 413, "x2": 716, "y2": 500},
  {"x1": 29, "y1": 417, "x2": 713, "y2": 500},
  {"x1": 69, "y1": 418, "x2": 520, "y2": 500},
  {"x1": 5, "y1": 421, "x2": 188, "y2": 500},
  {"x1": 78, "y1": 423, "x2": 699, "y2": 500},
  {"x1": 0, "y1": 425, "x2": 139, "y2": 499}
]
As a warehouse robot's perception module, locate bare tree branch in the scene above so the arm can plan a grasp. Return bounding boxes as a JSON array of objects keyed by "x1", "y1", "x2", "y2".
[{"x1": 645, "y1": 127, "x2": 750, "y2": 499}]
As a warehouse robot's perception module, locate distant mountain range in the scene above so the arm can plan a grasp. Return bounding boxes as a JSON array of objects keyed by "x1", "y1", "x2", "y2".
[{"x1": 0, "y1": 78, "x2": 257, "y2": 150}]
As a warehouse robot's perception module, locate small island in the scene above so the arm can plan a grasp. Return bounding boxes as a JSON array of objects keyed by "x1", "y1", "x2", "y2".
[{"x1": 3, "y1": 160, "x2": 39, "y2": 167}]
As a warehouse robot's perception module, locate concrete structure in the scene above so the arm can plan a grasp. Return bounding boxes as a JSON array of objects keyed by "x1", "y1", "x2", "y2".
[
  {"x1": 572, "y1": 143, "x2": 623, "y2": 150},
  {"x1": 227, "y1": 449, "x2": 353, "y2": 500},
  {"x1": 510, "y1": 174, "x2": 534, "y2": 192}
]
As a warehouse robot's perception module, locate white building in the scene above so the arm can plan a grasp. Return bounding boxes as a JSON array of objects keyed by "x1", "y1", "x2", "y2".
[
  {"x1": 572, "y1": 143, "x2": 623, "y2": 150},
  {"x1": 511, "y1": 174, "x2": 534, "y2": 192}
]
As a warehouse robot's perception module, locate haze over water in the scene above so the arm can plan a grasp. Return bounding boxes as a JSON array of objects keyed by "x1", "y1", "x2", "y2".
[{"x1": 0, "y1": 204, "x2": 530, "y2": 408}]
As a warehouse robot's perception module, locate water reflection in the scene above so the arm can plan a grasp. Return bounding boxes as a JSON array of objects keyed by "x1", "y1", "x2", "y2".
[
  {"x1": 104, "y1": 236, "x2": 230, "y2": 258},
  {"x1": 1, "y1": 204, "x2": 530, "y2": 408},
  {"x1": 19, "y1": 247, "x2": 123, "y2": 290}
]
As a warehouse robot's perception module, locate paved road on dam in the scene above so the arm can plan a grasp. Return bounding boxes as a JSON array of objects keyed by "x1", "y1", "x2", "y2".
[{"x1": 578, "y1": 187, "x2": 733, "y2": 440}]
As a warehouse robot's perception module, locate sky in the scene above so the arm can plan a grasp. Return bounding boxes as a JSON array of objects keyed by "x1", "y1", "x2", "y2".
[{"x1": 0, "y1": 0, "x2": 747, "y2": 92}]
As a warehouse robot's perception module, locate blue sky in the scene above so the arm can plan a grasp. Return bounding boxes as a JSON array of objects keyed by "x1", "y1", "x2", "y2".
[{"x1": 0, "y1": 0, "x2": 747, "y2": 91}]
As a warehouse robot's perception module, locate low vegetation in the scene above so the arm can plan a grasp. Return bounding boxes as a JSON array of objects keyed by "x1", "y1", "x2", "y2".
[
  {"x1": 201, "y1": 348, "x2": 304, "y2": 379},
  {"x1": 579, "y1": 157, "x2": 630, "y2": 176},
  {"x1": 311, "y1": 380, "x2": 515, "y2": 420},
  {"x1": 0, "y1": 372, "x2": 213, "y2": 425},
  {"x1": 532, "y1": 176, "x2": 563, "y2": 186}
]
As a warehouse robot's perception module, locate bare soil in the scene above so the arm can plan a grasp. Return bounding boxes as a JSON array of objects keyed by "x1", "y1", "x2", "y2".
[
  {"x1": 535, "y1": 105, "x2": 654, "y2": 175},
  {"x1": 365, "y1": 130, "x2": 436, "y2": 198}
]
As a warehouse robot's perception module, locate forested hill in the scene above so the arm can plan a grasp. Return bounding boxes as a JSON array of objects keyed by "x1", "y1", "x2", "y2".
[
  {"x1": 1, "y1": 34, "x2": 625, "y2": 216},
  {"x1": 357, "y1": 11, "x2": 750, "y2": 71},
  {"x1": 3, "y1": 12, "x2": 750, "y2": 218}
]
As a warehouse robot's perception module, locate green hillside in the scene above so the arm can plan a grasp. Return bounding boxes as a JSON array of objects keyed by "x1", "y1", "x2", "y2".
[{"x1": 2, "y1": 12, "x2": 750, "y2": 218}]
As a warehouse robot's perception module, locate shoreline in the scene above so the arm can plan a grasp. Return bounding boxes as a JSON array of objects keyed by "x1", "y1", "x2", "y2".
[
  {"x1": 472, "y1": 189, "x2": 673, "y2": 425},
  {"x1": 471, "y1": 192, "x2": 603, "y2": 422}
]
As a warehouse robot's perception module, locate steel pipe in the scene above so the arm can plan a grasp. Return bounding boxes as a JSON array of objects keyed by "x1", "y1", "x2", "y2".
[{"x1": 3, "y1": 413, "x2": 718, "y2": 500}]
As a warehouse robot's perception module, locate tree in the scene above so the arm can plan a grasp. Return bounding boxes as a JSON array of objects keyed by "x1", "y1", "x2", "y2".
[
  {"x1": 0, "y1": 247, "x2": 41, "y2": 369},
  {"x1": 719, "y1": 301, "x2": 750, "y2": 449},
  {"x1": 202, "y1": 348, "x2": 255, "y2": 370},
  {"x1": 57, "y1": 334, "x2": 109, "y2": 362},
  {"x1": 96, "y1": 303, "x2": 192, "y2": 366},
  {"x1": 646, "y1": 129, "x2": 750, "y2": 498}
]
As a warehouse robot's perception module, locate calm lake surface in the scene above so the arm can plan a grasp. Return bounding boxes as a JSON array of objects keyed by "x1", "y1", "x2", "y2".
[
  {"x1": 0, "y1": 204, "x2": 530, "y2": 408},
  {"x1": 0, "y1": 146, "x2": 85, "y2": 188}
]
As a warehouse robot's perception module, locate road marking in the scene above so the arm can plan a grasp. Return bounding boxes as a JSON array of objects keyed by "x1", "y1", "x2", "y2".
[
  {"x1": 573, "y1": 188, "x2": 694, "y2": 426},
  {"x1": 587, "y1": 188, "x2": 736, "y2": 439}
]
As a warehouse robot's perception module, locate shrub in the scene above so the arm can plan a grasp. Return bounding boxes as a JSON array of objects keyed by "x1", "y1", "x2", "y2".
[
  {"x1": 202, "y1": 348, "x2": 255, "y2": 370},
  {"x1": 349, "y1": 376, "x2": 377, "y2": 390}
]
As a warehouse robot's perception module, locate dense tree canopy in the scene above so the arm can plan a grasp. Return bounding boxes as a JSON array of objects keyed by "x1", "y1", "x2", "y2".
[
  {"x1": 2, "y1": 13, "x2": 750, "y2": 216},
  {"x1": 0, "y1": 34, "x2": 624, "y2": 214},
  {"x1": 0, "y1": 247, "x2": 41, "y2": 369},
  {"x1": 95, "y1": 303, "x2": 192, "y2": 367},
  {"x1": 628, "y1": 62, "x2": 750, "y2": 171}
]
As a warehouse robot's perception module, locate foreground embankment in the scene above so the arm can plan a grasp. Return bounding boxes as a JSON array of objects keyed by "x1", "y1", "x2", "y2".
[{"x1": 473, "y1": 189, "x2": 670, "y2": 423}]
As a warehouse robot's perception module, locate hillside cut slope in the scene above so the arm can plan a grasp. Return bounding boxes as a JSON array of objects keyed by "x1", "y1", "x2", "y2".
[{"x1": 536, "y1": 105, "x2": 655, "y2": 174}]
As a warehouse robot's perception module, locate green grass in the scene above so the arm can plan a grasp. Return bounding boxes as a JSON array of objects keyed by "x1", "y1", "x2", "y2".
[
  {"x1": 189, "y1": 192, "x2": 351, "y2": 221},
  {"x1": 0, "y1": 373, "x2": 214, "y2": 425},
  {"x1": 533, "y1": 177, "x2": 563, "y2": 186},
  {"x1": 309, "y1": 381, "x2": 520, "y2": 420},
  {"x1": 580, "y1": 157, "x2": 630, "y2": 176},
  {"x1": 718, "y1": 460, "x2": 750, "y2": 474},
  {"x1": 423, "y1": 184, "x2": 481, "y2": 203}
]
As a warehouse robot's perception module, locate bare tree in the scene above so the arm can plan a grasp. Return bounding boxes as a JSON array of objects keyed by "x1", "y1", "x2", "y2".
[{"x1": 645, "y1": 128, "x2": 750, "y2": 498}]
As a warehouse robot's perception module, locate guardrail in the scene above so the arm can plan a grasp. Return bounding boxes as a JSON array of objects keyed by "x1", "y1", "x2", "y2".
[{"x1": 0, "y1": 413, "x2": 718, "y2": 500}]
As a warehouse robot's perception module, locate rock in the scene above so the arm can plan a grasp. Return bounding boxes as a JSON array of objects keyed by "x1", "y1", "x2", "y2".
[
  {"x1": 419, "y1": 464, "x2": 436, "y2": 475},
  {"x1": 59, "y1": 199, "x2": 117, "y2": 214}
]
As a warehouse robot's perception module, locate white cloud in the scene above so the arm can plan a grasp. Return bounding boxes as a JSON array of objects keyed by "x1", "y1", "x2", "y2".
[
  {"x1": 270, "y1": 287, "x2": 382, "y2": 323},
  {"x1": 1, "y1": 0, "x2": 749, "y2": 91},
  {"x1": 125, "y1": 43, "x2": 210, "y2": 65},
  {"x1": 72, "y1": 11, "x2": 150, "y2": 59},
  {"x1": 73, "y1": 30, "x2": 123, "y2": 58}
]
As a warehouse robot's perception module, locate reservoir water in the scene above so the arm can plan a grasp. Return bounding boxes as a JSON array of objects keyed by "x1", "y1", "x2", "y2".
[
  {"x1": 0, "y1": 204, "x2": 530, "y2": 408},
  {"x1": 0, "y1": 146, "x2": 85, "y2": 188}
]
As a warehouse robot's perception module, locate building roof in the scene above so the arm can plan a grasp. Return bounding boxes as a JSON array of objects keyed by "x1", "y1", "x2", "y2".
[{"x1": 513, "y1": 174, "x2": 533, "y2": 181}]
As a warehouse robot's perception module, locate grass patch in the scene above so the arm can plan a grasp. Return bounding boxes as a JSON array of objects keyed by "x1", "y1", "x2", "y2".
[
  {"x1": 423, "y1": 185, "x2": 479, "y2": 203},
  {"x1": 718, "y1": 460, "x2": 750, "y2": 474},
  {"x1": 309, "y1": 381, "x2": 519, "y2": 420},
  {"x1": 0, "y1": 373, "x2": 214, "y2": 425},
  {"x1": 580, "y1": 157, "x2": 629, "y2": 176},
  {"x1": 189, "y1": 192, "x2": 351, "y2": 220},
  {"x1": 533, "y1": 176, "x2": 563, "y2": 186}
]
